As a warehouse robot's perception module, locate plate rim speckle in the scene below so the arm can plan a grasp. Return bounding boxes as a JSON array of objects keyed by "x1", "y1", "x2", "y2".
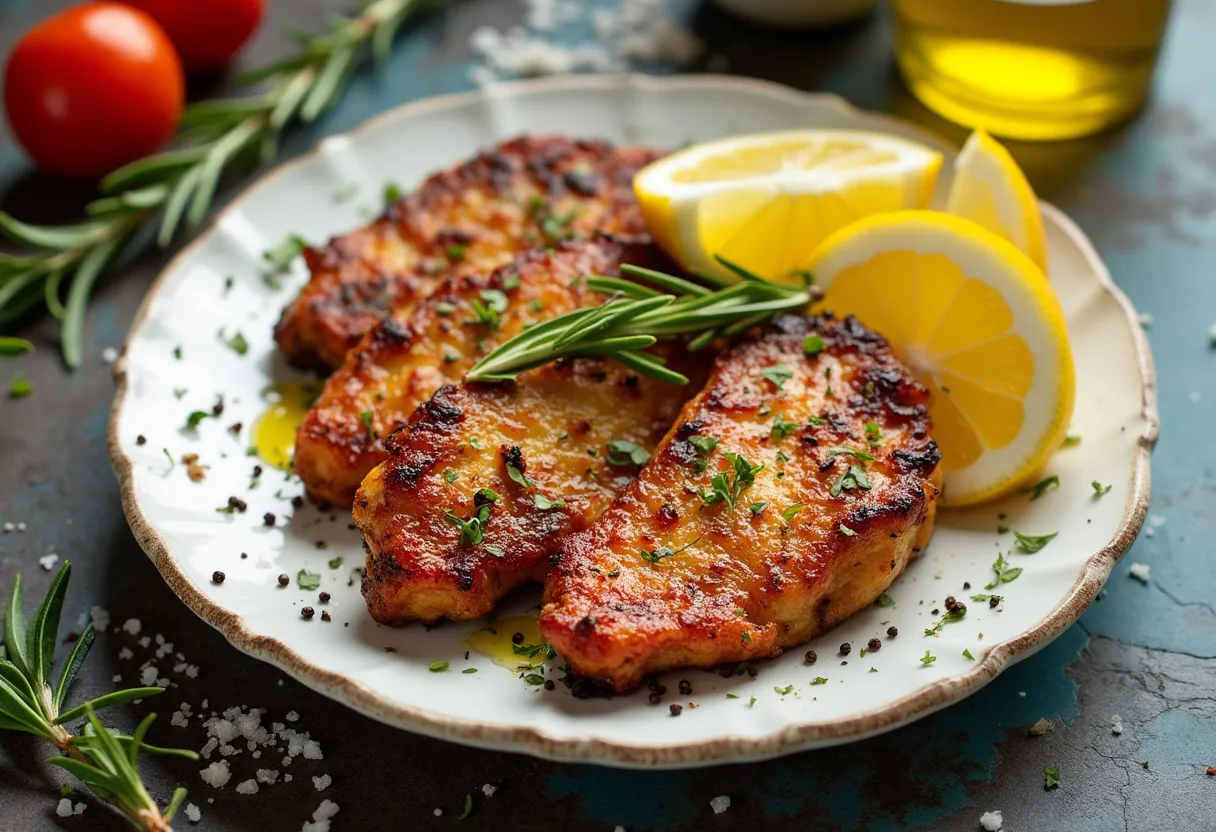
[{"x1": 107, "y1": 73, "x2": 1159, "y2": 767}]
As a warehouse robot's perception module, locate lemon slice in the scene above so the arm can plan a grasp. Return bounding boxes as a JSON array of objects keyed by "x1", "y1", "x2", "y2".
[
  {"x1": 634, "y1": 130, "x2": 942, "y2": 283},
  {"x1": 945, "y1": 130, "x2": 1048, "y2": 274},
  {"x1": 806, "y1": 211, "x2": 1074, "y2": 506}
]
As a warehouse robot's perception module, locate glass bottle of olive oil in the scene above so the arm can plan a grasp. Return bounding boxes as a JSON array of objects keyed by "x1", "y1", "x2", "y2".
[{"x1": 892, "y1": 0, "x2": 1173, "y2": 141}]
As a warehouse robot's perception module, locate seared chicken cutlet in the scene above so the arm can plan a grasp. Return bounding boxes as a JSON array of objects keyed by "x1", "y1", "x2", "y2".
[
  {"x1": 539, "y1": 314, "x2": 942, "y2": 693},
  {"x1": 275, "y1": 136, "x2": 662, "y2": 369},
  {"x1": 354, "y1": 346, "x2": 706, "y2": 626},
  {"x1": 295, "y1": 236, "x2": 671, "y2": 506}
]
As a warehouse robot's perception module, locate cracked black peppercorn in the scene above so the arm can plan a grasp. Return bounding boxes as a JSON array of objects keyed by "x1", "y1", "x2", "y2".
[
  {"x1": 669, "y1": 703, "x2": 683, "y2": 716},
  {"x1": 804, "y1": 650, "x2": 817, "y2": 664},
  {"x1": 990, "y1": 595, "x2": 1002, "y2": 608},
  {"x1": 227, "y1": 496, "x2": 247, "y2": 513},
  {"x1": 211, "y1": 571, "x2": 225, "y2": 584},
  {"x1": 678, "y1": 680, "x2": 692, "y2": 695},
  {"x1": 301, "y1": 606, "x2": 315, "y2": 620},
  {"x1": 292, "y1": 495, "x2": 305, "y2": 509},
  {"x1": 867, "y1": 638, "x2": 881, "y2": 652},
  {"x1": 321, "y1": 611, "x2": 331, "y2": 622},
  {"x1": 887, "y1": 626, "x2": 898, "y2": 638},
  {"x1": 319, "y1": 592, "x2": 331, "y2": 603},
  {"x1": 512, "y1": 632, "x2": 524, "y2": 644},
  {"x1": 648, "y1": 692, "x2": 661, "y2": 705},
  {"x1": 544, "y1": 680, "x2": 555, "y2": 691},
  {"x1": 839, "y1": 642, "x2": 851, "y2": 656},
  {"x1": 963, "y1": 581, "x2": 971, "y2": 590},
  {"x1": 263, "y1": 512, "x2": 275, "y2": 527},
  {"x1": 278, "y1": 573, "x2": 289, "y2": 587},
  {"x1": 136, "y1": 435, "x2": 147, "y2": 445}
]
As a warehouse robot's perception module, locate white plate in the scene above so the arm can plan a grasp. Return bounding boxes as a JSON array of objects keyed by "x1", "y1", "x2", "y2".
[{"x1": 109, "y1": 75, "x2": 1157, "y2": 768}]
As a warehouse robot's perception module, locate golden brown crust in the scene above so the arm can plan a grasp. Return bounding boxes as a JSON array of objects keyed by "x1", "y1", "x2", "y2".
[
  {"x1": 539, "y1": 314, "x2": 942, "y2": 693},
  {"x1": 294, "y1": 236, "x2": 671, "y2": 506},
  {"x1": 274, "y1": 136, "x2": 662, "y2": 369},
  {"x1": 353, "y1": 347, "x2": 706, "y2": 626}
]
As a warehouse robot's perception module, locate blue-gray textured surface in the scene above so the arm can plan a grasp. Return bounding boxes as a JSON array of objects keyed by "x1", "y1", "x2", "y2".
[{"x1": 0, "y1": 1, "x2": 1212, "y2": 830}]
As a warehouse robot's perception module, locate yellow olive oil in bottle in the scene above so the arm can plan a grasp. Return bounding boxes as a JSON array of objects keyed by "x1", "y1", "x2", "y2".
[{"x1": 892, "y1": 0, "x2": 1172, "y2": 140}]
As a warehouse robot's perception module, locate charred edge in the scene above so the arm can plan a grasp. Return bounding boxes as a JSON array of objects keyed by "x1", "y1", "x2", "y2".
[
  {"x1": 843, "y1": 482, "x2": 925, "y2": 530},
  {"x1": 368, "y1": 316, "x2": 412, "y2": 351},
  {"x1": 502, "y1": 445, "x2": 526, "y2": 474},
  {"x1": 892, "y1": 440, "x2": 941, "y2": 475}
]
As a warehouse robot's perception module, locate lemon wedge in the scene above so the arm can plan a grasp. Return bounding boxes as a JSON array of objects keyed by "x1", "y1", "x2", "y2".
[
  {"x1": 805, "y1": 211, "x2": 1074, "y2": 506},
  {"x1": 945, "y1": 130, "x2": 1048, "y2": 274},
  {"x1": 634, "y1": 130, "x2": 942, "y2": 284}
]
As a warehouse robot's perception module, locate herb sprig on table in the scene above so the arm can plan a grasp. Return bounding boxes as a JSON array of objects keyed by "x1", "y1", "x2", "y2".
[
  {"x1": 0, "y1": 563, "x2": 198, "y2": 830},
  {"x1": 0, "y1": 0, "x2": 434, "y2": 368},
  {"x1": 465, "y1": 260, "x2": 813, "y2": 384}
]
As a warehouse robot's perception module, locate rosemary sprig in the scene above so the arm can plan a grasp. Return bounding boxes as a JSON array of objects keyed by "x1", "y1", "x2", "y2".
[
  {"x1": 1, "y1": 563, "x2": 198, "y2": 830},
  {"x1": 465, "y1": 264, "x2": 811, "y2": 385},
  {"x1": 0, "y1": 0, "x2": 434, "y2": 368}
]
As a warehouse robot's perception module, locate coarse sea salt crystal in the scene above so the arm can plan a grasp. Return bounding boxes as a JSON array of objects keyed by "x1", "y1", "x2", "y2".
[
  {"x1": 90, "y1": 607, "x2": 110, "y2": 633},
  {"x1": 1128, "y1": 562, "x2": 1151, "y2": 583},
  {"x1": 301, "y1": 799, "x2": 340, "y2": 832},
  {"x1": 980, "y1": 810, "x2": 1003, "y2": 831},
  {"x1": 39, "y1": 554, "x2": 59, "y2": 571},
  {"x1": 118, "y1": 647, "x2": 134, "y2": 660},
  {"x1": 235, "y1": 779, "x2": 259, "y2": 795},
  {"x1": 185, "y1": 803, "x2": 201, "y2": 823},
  {"x1": 199, "y1": 760, "x2": 231, "y2": 789},
  {"x1": 710, "y1": 796, "x2": 731, "y2": 814},
  {"x1": 482, "y1": 784, "x2": 497, "y2": 797},
  {"x1": 56, "y1": 798, "x2": 74, "y2": 818},
  {"x1": 140, "y1": 666, "x2": 159, "y2": 686},
  {"x1": 1111, "y1": 714, "x2": 1124, "y2": 735},
  {"x1": 313, "y1": 774, "x2": 332, "y2": 791}
]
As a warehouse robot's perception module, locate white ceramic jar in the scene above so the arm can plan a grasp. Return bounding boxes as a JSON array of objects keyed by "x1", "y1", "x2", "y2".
[{"x1": 713, "y1": 0, "x2": 879, "y2": 27}]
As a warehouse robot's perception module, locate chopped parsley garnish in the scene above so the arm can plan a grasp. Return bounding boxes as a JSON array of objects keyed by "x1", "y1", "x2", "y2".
[
  {"x1": 540, "y1": 208, "x2": 578, "y2": 242},
  {"x1": 747, "y1": 696, "x2": 757, "y2": 707},
  {"x1": 1092, "y1": 480, "x2": 1112, "y2": 497},
  {"x1": 1013, "y1": 530, "x2": 1057, "y2": 553},
  {"x1": 920, "y1": 650, "x2": 936, "y2": 666},
  {"x1": 456, "y1": 794, "x2": 473, "y2": 821},
  {"x1": 297, "y1": 569, "x2": 321, "y2": 591},
  {"x1": 173, "y1": 345, "x2": 182, "y2": 360},
  {"x1": 774, "y1": 685, "x2": 794, "y2": 695},
  {"x1": 806, "y1": 415, "x2": 826, "y2": 426},
  {"x1": 428, "y1": 661, "x2": 450, "y2": 673},
  {"x1": 770, "y1": 414, "x2": 799, "y2": 441},
  {"x1": 803, "y1": 334, "x2": 825, "y2": 356},
  {"x1": 749, "y1": 501, "x2": 767, "y2": 516},
  {"x1": 469, "y1": 438, "x2": 484, "y2": 450},
  {"x1": 435, "y1": 301, "x2": 457, "y2": 316},
  {"x1": 219, "y1": 329, "x2": 249, "y2": 356},
  {"x1": 605, "y1": 439, "x2": 650, "y2": 467},
  {"x1": 462, "y1": 668, "x2": 478, "y2": 674},
  {"x1": 775, "y1": 450, "x2": 791, "y2": 463},
  {"x1": 447, "y1": 244, "x2": 466, "y2": 261},
  {"x1": 699, "y1": 452, "x2": 764, "y2": 511},
  {"x1": 810, "y1": 676, "x2": 828, "y2": 685},
  {"x1": 502, "y1": 274, "x2": 520, "y2": 291},
  {"x1": 781, "y1": 504, "x2": 804, "y2": 522},
  {"x1": 383, "y1": 181, "x2": 403, "y2": 204},
  {"x1": 859, "y1": 647, "x2": 867, "y2": 657},
  {"x1": 876, "y1": 593, "x2": 896, "y2": 608},
  {"x1": 467, "y1": 289, "x2": 508, "y2": 330},
  {"x1": 1043, "y1": 765, "x2": 1060, "y2": 789},
  {"x1": 760, "y1": 364, "x2": 794, "y2": 391},
  {"x1": 443, "y1": 468, "x2": 459, "y2": 484},
  {"x1": 328, "y1": 556, "x2": 344, "y2": 569},
  {"x1": 924, "y1": 622, "x2": 943, "y2": 637},
  {"x1": 359, "y1": 410, "x2": 376, "y2": 442},
  {"x1": 1023, "y1": 475, "x2": 1060, "y2": 500},
  {"x1": 223, "y1": 275, "x2": 235, "y2": 294},
  {"x1": 864, "y1": 421, "x2": 881, "y2": 446},
  {"x1": 445, "y1": 493, "x2": 497, "y2": 546},
  {"x1": 830, "y1": 465, "x2": 872, "y2": 497},
  {"x1": 839, "y1": 523, "x2": 857, "y2": 536},
  {"x1": 9, "y1": 373, "x2": 31, "y2": 398},
  {"x1": 528, "y1": 298, "x2": 543, "y2": 312},
  {"x1": 506, "y1": 463, "x2": 534, "y2": 489},
  {"x1": 741, "y1": 631, "x2": 751, "y2": 643},
  {"x1": 963, "y1": 648, "x2": 975, "y2": 660},
  {"x1": 687, "y1": 434, "x2": 718, "y2": 472},
  {"x1": 970, "y1": 594, "x2": 991, "y2": 602},
  {"x1": 184, "y1": 410, "x2": 212, "y2": 430},
  {"x1": 262, "y1": 234, "x2": 306, "y2": 279},
  {"x1": 1062, "y1": 434, "x2": 1081, "y2": 447},
  {"x1": 639, "y1": 538, "x2": 698, "y2": 565},
  {"x1": 985, "y1": 552, "x2": 1023, "y2": 590},
  {"x1": 524, "y1": 673, "x2": 545, "y2": 686},
  {"x1": 869, "y1": 667, "x2": 878, "y2": 673},
  {"x1": 533, "y1": 493, "x2": 565, "y2": 511},
  {"x1": 726, "y1": 693, "x2": 739, "y2": 699},
  {"x1": 827, "y1": 446, "x2": 875, "y2": 462}
]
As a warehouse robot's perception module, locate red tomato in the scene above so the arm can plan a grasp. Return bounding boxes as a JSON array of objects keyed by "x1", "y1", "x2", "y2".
[
  {"x1": 122, "y1": 0, "x2": 264, "y2": 71},
  {"x1": 4, "y1": 3, "x2": 184, "y2": 180}
]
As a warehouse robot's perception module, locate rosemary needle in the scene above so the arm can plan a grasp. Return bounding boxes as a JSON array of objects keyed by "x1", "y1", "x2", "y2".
[
  {"x1": 0, "y1": 0, "x2": 434, "y2": 368},
  {"x1": 465, "y1": 265, "x2": 811, "y2": 384}
]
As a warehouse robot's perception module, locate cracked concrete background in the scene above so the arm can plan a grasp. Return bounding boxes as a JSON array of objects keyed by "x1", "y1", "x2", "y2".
[{"x1": 1, "y1": 0, "x2": 1214, "y2": 830}]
